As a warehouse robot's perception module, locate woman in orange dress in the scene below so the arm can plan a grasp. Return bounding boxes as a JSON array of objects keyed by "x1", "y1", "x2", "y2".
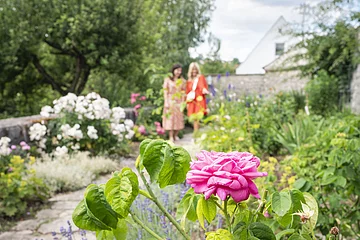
[
  {"x1": 186, "y1": 62, "x2": 209, "y2": 134},
  {"x1": 162, "y1": 64, "x2": 186, "y2": 142}
]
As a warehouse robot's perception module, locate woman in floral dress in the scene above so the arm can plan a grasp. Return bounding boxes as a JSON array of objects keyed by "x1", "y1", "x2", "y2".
[{"x1": 162, "y1": 64, "x2": 186, "y2": 142}]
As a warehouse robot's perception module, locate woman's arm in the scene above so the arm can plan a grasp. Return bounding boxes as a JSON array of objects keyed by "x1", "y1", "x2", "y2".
[{"x1": 163, "y1": 78, "x2": 170, "y2": 108}]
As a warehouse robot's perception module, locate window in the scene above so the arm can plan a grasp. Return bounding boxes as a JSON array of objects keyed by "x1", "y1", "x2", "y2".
[{"x1": 275, "y1": 43, "x2": 285, "y2": 56}]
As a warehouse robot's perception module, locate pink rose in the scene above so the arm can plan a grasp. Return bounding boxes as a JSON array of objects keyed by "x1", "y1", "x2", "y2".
[
  {"x1": 134, "y1": 104, "x2": 141, "y2": 110},
  {"x1": 11, "y1": 145, "x2": 17, "y2": 150},
  {"x1": 186, "y1": 151, "x2": 267, "y2": 202},
  {"x1": 20, "y1": 141, "x2": 26, "y2": 146},
  {"x1": 130, "y1": 93, "x2": 140, "y2": 104},
  {"x1": 154, "y1": 122, "x2": 161, "y2": 127},
  {"x1": 138, "y1": 125, "x2": 146, "y2": 135},
  {"x1": 140, "y1": 96, "x2": 146, "y2": 101},
  {"x1": 156, "y1": 127, "x2": 165, "y2": 135}
]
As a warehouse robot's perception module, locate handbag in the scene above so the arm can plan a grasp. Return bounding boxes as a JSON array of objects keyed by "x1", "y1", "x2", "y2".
[{"x1": 186, "y1": 77, "x2": 199, "y2": 102}]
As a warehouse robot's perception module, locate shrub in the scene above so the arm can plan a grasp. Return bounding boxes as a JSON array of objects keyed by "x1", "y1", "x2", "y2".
[
  {"x1": 305, "y1": 70, "x2": 339, "y2": 115},
  {"x1": 32, "y1": 151, "x2": 118, "y2": 193},
  {"x1": 29, "y1": 92, "x2": 134, "y2": 157},
  {"x1": 0, "y1": 154, "x2": 48, "y2": 218}
]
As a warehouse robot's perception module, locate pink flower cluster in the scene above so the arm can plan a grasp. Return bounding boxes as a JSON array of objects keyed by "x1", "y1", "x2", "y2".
[
  {"x1": 130, "y1": 93, "x2": 146, "y2": 104},
  {"x1": 186, "y1": 151, "x2": 268, "y2": 202},
  {"x1": 154, "y1": 122, "x2": 165, "y2": 135},
  {"x1": 138, "y1": 125, "x2": 146, "y2": 135}
]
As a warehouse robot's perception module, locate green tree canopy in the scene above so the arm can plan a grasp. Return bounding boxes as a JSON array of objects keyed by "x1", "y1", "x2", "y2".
[{"x1": 0, "y1": 0, "x2": 215, "y2": 117}]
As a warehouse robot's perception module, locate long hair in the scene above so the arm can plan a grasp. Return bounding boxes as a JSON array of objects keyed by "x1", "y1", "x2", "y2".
[
  {"x1": 187, "y1": 62, "x2": 201, "y2": 79},
  {"x1": 170, "y1": 64, "x2": 182, "y2": 80}
]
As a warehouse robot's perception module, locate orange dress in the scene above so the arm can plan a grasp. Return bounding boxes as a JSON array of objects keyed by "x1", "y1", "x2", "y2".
[
  {"x1": 162, "y1": 77, "x2": 186, "y2": 130},
  {"x1": 186, "y1": 75, "x2": 208, "y2": 117}
]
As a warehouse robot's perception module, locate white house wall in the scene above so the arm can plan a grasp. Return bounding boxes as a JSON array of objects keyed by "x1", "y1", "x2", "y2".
[{"x1": 236, "y1": 16, "x2": 296, "y2": 75}]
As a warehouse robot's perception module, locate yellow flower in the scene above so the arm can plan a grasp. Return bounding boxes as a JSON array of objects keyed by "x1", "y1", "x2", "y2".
[
  {"x1": 288, "y1": 176, "x2": 296, "y2": 185},
  {"x1": 269, "y1": 157, "x2": 278, "y2": 164},
  {"x1": 196, "y1": 95, "x2": 203, "y2": 101},
  {"x1": 29, "y1": 156, "x2": 36, "y2": 165}
]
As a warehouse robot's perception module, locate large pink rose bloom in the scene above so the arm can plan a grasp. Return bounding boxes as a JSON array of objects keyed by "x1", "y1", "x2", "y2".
[{"x1": 186, "y1": 151, "x2": 268, "y2": 202}]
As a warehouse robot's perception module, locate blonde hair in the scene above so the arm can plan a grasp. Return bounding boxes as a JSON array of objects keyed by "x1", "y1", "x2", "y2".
[{"x1": 187, "y1": 62, "x2": 201, "y2": 79}]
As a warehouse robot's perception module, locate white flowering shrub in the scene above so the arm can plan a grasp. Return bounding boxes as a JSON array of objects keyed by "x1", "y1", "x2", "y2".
[
  {"x1": 30, "y1": 92, "x2": 134, "y2": 156},
  {"x1": 32, "y1": 152, "x2": 118, "y2": 192}
]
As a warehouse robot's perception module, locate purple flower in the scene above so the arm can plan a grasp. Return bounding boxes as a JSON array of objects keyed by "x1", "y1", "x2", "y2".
[
  {"x1": 226, "y1": 72, "x2": 230, "y2": 77},
  {"x1": 7, "y1": 167, "x2": 13, "y2": 173},
  {"x1": 217, "y1": 74, "x2": 221, "y2": 80}
]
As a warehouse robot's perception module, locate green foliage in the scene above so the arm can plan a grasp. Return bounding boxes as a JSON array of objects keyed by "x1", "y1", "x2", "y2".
[
  {"x1": 292, "y1": 1, "x2": 359, "y2": 111},
  {"x1": 0, "y1": 0, "x2": 215, "y2": 117},
  {"x1": 305, "y1": 71, "x2": 339, "y2": 115},
  {"x1": 73, "y1": 168, "x2": 139, "y2": 237},
  {"x1": 284, "y1": 114, "x2": 360, "y2": 238},
  {"x1": 0, "y1": 155, "x2": 49, "y2": 218}
]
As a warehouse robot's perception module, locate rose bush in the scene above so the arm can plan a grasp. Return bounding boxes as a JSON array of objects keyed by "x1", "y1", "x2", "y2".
[
  {"x1": 72, "y1": 139, "x2": 321, "y2": 240},
  {"x1": 29, "y1": 92, "x2": 134, "y2": 157}
]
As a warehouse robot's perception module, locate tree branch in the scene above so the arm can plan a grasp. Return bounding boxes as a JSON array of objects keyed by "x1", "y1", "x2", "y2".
[
  {"x1": 44, "y1": 40, "x2": 76, "y2": 57},
  {"x1": 31, "y1": 54, "x2": 67, "y2": 95}
]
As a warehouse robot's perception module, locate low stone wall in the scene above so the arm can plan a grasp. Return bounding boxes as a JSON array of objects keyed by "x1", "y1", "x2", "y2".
[
  {"x1": 211, "y1": 71, "x2": 308, "y2": 96},
  {"x1": 0, "y1": 108, "x2": 136, "y2": 144}
]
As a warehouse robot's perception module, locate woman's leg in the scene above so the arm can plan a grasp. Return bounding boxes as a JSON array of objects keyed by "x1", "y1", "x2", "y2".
[
  {"x1": 169, "y1": 130, "x2": 174, "y2": 141},
  {"x1": 174, "y1": 130, "x2": 179, "y2": 140},
  {"x1": 193, "y1": 120, "x2": 200, "y2": 133}
]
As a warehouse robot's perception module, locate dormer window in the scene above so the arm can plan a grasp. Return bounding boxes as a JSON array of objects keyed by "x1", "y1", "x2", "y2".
[{"x1": 275, "y1": 43, "x2": 285, "y2": 56}]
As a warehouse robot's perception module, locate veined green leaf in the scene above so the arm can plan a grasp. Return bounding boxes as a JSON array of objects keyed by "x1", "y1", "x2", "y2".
[{"x1": 105, "y1": 168, "x2": 139, "y2": 218}]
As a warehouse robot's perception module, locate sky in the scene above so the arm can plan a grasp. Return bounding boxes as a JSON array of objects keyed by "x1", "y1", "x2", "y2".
[{"x1": 190, "y1": 0, "x2": 321, "y2": 62}]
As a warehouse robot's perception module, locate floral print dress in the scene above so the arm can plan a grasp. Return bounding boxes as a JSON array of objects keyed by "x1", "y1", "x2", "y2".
[{"x1": 162, "y1": 77, "x2": 185, "y2": 130}]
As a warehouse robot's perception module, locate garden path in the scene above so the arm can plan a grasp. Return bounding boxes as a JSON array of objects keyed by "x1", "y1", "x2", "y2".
[{"x1": 0, "y1": 133, "x2": 200, "y2": 240}]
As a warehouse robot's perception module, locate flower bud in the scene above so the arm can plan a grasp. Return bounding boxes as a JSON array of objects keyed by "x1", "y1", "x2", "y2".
[{"x1": 330, "y1": 226, "x2": 339, "y2": 236}]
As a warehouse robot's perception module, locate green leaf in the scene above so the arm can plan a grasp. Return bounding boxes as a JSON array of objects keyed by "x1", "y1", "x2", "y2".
[
  {"x1": 290, "y1": 189, "x2": 305, "y2": 228},
  {"x1": 196, "y1": 196, "x2": 217, "y2": 229},
  {"x1": 271, "y1": 191, "x2": 291, "y2": 217},
  {"x1": 321, "y1": 174, "x2": 337, "y2": 185},
  {"x1": 248, "y1": 222, "x2": 276, "y2": 240},
  {"x1": 160, "y1": 146, "x2": 191, "y2": 186},
  {"x1": 84, "y1": 184, "x2": 118, "y2": 229},
  {"x1": 176, "y1": 188, "x2": 198, "y2": 228},
  {"x1": 303, "y1": 192, "x2": 318, "y2": 230},
  {"x1": 335, "y1": 176, "x2": 346, "y2": 187},
  {"x1": 233, "y1": 222, "x2": 247, "y2": 239},
  {"x1": 205, "y1": 229, "x2": 233, "y2": 240},
  {"x1": 141, "y1": 139, "x2": 169, "y2": 183},
  {"x1": 288, "y1": 233, "x2": 306, "y2": 240},
  {"x1": 293, "y1": 178, "x2": 306, "y2": 189},
  {"x1": 105, "y1": 168, "x2": 139, "y2": 218},
  {"x1": 276, "y1": 229, "x2": 295, "y2": 240},
  {"x1": 277, "y1": 213, "x2": 292, "y2": 227},
  {"x1": 72, "y1": 199, "x2": 111, "y2": 231},
  {"x1": 141, "y1": 139, "x2": 191, "y2": 188},
  {"x1": 196, "y1": 197, "x2": 205, "y2": 229},
  {"x1": 112, "y1": 219, "x2": 128, "y2": 240},
  {"x1": 95, "y1": 220, "x2": 128, "y2": 240}
]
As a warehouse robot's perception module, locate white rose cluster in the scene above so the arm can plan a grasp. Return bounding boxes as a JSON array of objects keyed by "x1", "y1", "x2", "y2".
[
  {"x1": 87, "y1": 126, "x2": 98, "y2": 140},
  {"x1": 29, "y1": 123, "x2": 47, "y2": 141},
  {"x1": 31, "y1": 92, "x2": 134, "y2": 156},
  {"x1": 0, "y1": 137, "x2": 11, "y2": 156}
]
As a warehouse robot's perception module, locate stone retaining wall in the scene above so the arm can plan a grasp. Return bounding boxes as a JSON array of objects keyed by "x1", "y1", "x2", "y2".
[{"x1": 210, "y1": 70, "x2": 308, "y2": 96}]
